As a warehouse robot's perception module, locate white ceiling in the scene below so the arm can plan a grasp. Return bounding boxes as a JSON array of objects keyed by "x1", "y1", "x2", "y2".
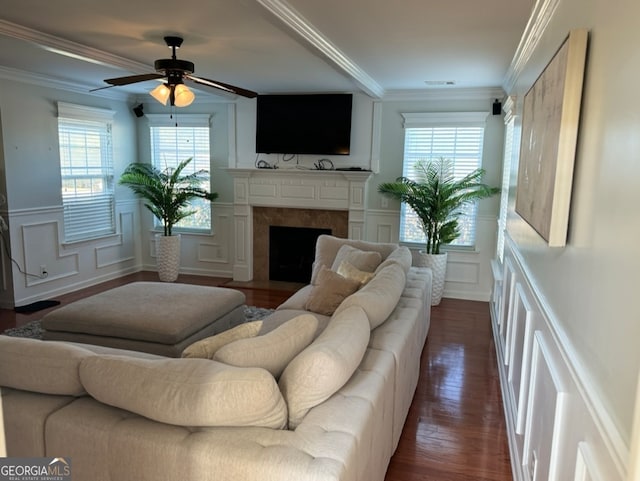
[{"x1": 0, "y1": 0, "x2": 534, "y2": 101}]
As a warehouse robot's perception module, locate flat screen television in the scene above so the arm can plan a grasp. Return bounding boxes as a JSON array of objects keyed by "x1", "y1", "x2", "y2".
[{"x1": 255, "y1": 93, "x2": 352, "y2": 155}]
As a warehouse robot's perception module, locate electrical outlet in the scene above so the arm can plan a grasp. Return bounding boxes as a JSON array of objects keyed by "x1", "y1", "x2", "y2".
[{"x1": 40, "y1": 265, "x2": 48, "y2": 278}]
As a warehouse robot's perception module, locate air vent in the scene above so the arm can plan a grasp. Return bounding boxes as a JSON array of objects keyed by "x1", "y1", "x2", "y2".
[{"x1": 424, "y1": 80, "x2": 456, "y2": 86}]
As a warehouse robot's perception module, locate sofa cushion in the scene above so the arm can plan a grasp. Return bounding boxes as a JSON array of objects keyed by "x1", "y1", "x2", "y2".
[
  {"x1": 0, "y1": 337, "x2": 94, "y2": 396},
  {"x1": 304, "y1": 266, "x2": 361, "y2": 316},
  {"x1": 79, "y1": 355, "x2": 288, "y2": 429},
  {"x1": 279, "y1": 305, "x2": 370, "y2": 428},
  {"x1": 375, "y1": 245, "x2": 412, "y2": 275},
  {"x1": 334, "y1": 263, "x2": 407, "y2": 330},
  {"x1": 337, "y1": 260, "x2": 376, "y2": 285},
  {"x1": 310, "y1": 235, "x2": 397, "y2": 284},
  {"x1": 181, "y1": 320, "x2": 263, "y2": 359},
  {"x1": 213, "y1": 314, "x2": 318, "y2": 378}
]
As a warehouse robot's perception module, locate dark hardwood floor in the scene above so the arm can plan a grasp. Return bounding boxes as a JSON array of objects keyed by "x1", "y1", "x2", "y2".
[
  {"x1": 386, "y1": 298, "x2": 512, "y2": 481},
  {"x1": 0, "y1": 272, "x2": 512, "y2": 481}
]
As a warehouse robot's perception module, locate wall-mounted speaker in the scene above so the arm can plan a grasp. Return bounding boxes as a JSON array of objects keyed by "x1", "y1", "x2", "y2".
[
  {"x1": 492, "y1": 99, "x2": 502, "y2": 115},
  {"x1": 133, "y1": 104, "x2": 144, "y2": 118}
]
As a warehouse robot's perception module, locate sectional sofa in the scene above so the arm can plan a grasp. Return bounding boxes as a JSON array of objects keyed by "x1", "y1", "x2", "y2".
[{"x1": 0, "y1": 235, "x2": 432, "y2": 481}]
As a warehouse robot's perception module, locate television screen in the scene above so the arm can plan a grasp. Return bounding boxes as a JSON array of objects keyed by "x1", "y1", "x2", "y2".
[{"x1": 255, "y1": 94, "x2": 352, "y2": 155}]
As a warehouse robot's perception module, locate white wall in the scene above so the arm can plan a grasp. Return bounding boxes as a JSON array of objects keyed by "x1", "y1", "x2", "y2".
[
  {"x1": 0, "y1": 79, "x2": 142, "y2": 306},
  {"x1": 498, "y1": 0, "x2": 640, "y2": 475},
  {"x1": 370, "y1": 91, "x2": 505, "y2": 301},
  {"x1": 0, "y1": 80, "x2": 505, "y2": 304},
  {"x1": 133, "y1": 100, "x2": 237, "y2": 278}
]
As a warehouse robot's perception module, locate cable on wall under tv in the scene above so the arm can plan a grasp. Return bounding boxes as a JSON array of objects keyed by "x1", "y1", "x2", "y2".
[
  {"x1": 314, "y1": 158, "x2": 334, "y2": 170},
  {"x1": 255, "y1": 154, "x2": 277, "y2": 169}
]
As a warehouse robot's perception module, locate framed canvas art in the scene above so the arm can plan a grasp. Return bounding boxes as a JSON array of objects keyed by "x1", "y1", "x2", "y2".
[{"x1": 515, "y1": 29, "x2": 589, "y2": 247}]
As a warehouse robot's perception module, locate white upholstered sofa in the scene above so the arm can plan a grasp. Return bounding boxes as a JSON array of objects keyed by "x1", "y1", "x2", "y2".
[{"x1": 0, "y1": 235, "x2": 432, "y2": 481}]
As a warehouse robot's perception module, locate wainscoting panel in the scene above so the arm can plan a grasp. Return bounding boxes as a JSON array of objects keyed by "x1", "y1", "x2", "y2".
[
  {"x1": 95, "y1": 212, "x2": 136, "y2": 268},
  {"x1": 366, "y1": 210, "x2": 498, "y2": 301},
  {"x1": 492, "y1": 236, "x2": 626, "y2": 481},
  {"x1": 574, "y1": 442, "x2": 604, "y2": 481},
  {"x1": 22, "y1": 220, "x2": 79, "y2": 287},
  {"x1": 521, "y1": 331, "x2": 569, "y2": 481},
  {"x1": 7, "y1": 201, "x2": 142, "y2": 307}
]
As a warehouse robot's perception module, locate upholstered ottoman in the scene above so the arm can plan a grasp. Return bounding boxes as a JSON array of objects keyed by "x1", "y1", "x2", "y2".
[{"x1": 42, "y1": 282, "x2": 246, "y2": 357}]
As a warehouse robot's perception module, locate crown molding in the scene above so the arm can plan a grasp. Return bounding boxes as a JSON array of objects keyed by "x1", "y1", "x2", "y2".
[
  {"x1": 0, "y1": 19, "x2": 151, "y2": 73},
  {"x1": 382, "y1": 87, "x2": 505, "y2": 102},
  {"x1": 255, "y1": 0, "x2": 385, "y2": 99},
  {"x1": 502, "y1": 0, "x2": 560, "y2": 93},
  {"x1": 0, "y1": 65, "x2": 130, "y2": 102}
]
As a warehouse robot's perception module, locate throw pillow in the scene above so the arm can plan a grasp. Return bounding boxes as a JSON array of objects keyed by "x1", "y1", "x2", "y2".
[
  {"x1": 80, "y1": 355, "x2": 288, "y2": 429},
  {"x1": 279, "y1": 305, "x2": 371, "y2": 428},
  {"x1": 213, "y1": 314, "x2": 318, "y2": 378},
  {"x1": 330, "y1": 244, "x2": 383, "y2": 274},
  {"x1": 337, "y1": 260, "x2": 376, "y2": 285},
  {"x1": 181, "y1": 320, "x2": 263, "y2": 359},
  {"x1": 304, "y1": 266, "x2": 361, "y2": 316}
]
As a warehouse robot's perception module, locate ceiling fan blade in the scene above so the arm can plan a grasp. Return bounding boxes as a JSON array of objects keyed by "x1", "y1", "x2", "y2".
[
  {"x1": 187, "y1": 75, "x2": 257, "y2": 98},
  {"x1": 89, "y1": 84, "x2": 118, "y2": 92},
  {"x1": 104, "y1": 73, "x2": 165, "y2": 86}
]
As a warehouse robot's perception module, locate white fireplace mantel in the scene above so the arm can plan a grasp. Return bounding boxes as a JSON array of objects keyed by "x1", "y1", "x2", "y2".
[{"x1": 227, "y1": 168, "x2": 373, "y2": 281}]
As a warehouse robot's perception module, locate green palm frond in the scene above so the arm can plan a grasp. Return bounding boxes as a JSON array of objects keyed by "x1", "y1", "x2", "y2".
[
  {"x1": 378, "y1": 157, "x2": 499, "y2": 254},
  {"x1": 119, "y1": 158, "x2": 218, "y2": 236}
]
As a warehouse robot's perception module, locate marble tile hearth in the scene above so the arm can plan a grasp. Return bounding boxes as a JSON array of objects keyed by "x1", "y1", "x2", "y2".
[{"x1": 253, "y1": 207, "x2": 348, "y2": 281}]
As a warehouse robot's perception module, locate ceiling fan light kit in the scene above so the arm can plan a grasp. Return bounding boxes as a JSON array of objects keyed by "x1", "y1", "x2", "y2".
[{"x1": 93, "y1": 36, "x2": 257, "y2": 106}]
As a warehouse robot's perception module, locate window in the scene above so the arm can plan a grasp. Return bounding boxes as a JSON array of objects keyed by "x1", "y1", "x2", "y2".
[
  {"x1": 399, "y1": 112, "x2": 488, "y2": 248},
  {"x1": 148, "y1": 114, "x2": 212, "y2": 231},
  {"x1": 497, "y1": 113, "x2": 516, "y2": 263},
  {"x1": 58, "y1": 103, "x2": 115, "y2": 242}
]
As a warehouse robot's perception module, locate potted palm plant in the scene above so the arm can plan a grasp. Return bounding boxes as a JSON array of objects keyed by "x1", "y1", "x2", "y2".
[
  {"x1": 119, "y1": 158, "x2": 218, "y2": 282},
  {"x1": 378, "y1": 157, "x2": 499, "y2": 305}
]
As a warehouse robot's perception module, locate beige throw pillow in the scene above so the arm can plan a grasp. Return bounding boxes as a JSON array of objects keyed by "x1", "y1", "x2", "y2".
[
  {"x1": 304, "y1": 266, "x2": 361, "y2": 316},
  {"x1": 213, "y1": 314, "x2": 318, "y2": 378},
  {"x1": 330, "y1": 244, "x2": 383, "y2": 274},
  {"x1": 181, "y1": 320, "x2": 263, "y2": 359},
  {"x1": 337, "y1": 260, "x2": 376, "y2": 285}
]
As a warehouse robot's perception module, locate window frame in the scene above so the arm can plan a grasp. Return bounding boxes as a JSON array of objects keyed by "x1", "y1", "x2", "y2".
[
  {"x1": 399, "y1": 111, "x2": 489, "y2": 250},
  {"x1": 146, "y1": 114, "x2": 213, "y2": 234},
  {"x1": 57, "y1": 102, "x2": 116, "y2": 243}
]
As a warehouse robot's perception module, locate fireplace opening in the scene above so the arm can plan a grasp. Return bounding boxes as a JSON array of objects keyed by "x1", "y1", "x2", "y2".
[{"x1": 269, "y1": 226, "x2": 331, "y2": 283}]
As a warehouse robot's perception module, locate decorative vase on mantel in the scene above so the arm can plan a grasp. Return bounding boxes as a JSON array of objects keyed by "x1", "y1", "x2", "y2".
[
  {"x1": 156, "y1": 233, "x2": 181, "y2": 282},
  {"x1": 414, "y1": 251, "x2": 448, "y2": 306}
]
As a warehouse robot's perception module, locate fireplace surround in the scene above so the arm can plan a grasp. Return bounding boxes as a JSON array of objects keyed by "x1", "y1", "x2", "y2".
[{"x1": 228, "y1": 169, "x2": 372, "y2": 281}]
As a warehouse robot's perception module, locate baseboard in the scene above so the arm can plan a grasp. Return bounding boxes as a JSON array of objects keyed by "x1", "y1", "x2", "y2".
[{"x1": 12, "y1": 265, "x2": 142, "y2": 307}]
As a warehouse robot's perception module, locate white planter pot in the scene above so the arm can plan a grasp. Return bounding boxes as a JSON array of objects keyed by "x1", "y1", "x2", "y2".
[
  {"x1": 415, "y1": 251, "x2": 447, "y2": 306},
  {"x1": 155, "y1": 234, "x2": 181, "y2": 282}
]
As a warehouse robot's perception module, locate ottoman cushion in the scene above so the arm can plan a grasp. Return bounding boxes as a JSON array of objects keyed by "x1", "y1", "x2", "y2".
[{"x1": 42, "y1": 282, "x2": 246, "y2": 346}]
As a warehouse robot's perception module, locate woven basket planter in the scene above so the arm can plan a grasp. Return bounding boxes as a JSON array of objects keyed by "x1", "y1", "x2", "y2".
[{"x1": 155, "y1": 234, "x2": 181, "y2": 282}]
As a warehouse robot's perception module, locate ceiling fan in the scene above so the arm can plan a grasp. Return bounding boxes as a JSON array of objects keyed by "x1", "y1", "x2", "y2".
[{"x1": 91, "y1": 36, "x2": 257, "y2": 106}]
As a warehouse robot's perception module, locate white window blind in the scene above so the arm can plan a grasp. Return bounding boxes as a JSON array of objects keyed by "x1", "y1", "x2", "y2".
[
  {"x1": 148, "y1": 114, "x2": 212, "y2": 231},
  {"x1": 400, "y1": 112, "x2": 488, "y2": 248},
  {"x1": 58, "y1": 103, "x2": 115, "y2": 242}
]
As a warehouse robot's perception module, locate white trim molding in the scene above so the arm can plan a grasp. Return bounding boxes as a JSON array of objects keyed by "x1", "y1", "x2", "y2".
[{"x1": 492, "y1": 235, "x2": 627, "y2": 481}]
